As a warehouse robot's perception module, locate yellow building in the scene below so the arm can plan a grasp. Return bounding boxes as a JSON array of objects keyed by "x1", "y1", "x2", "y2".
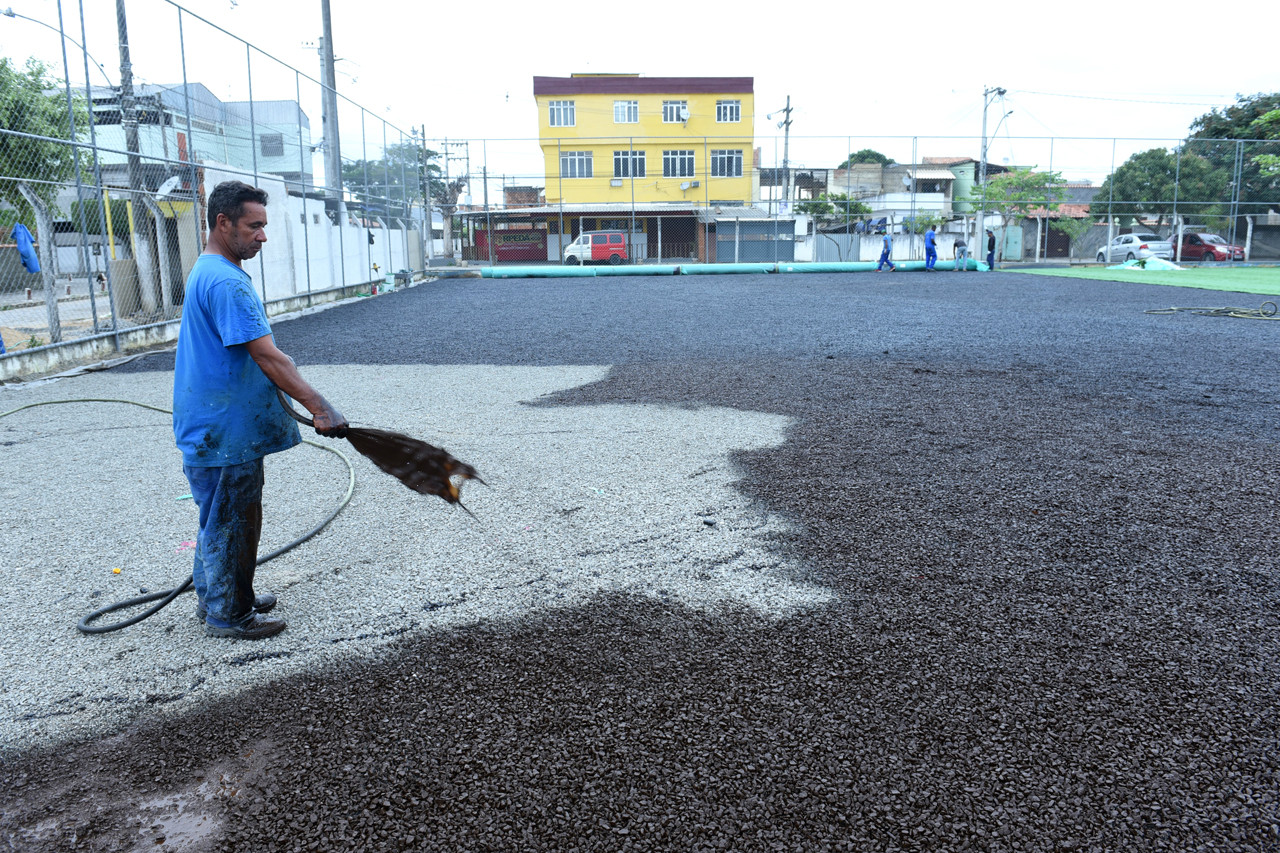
[{"x1": 533, "y1": 74, "x2": 755, "y2": 207}]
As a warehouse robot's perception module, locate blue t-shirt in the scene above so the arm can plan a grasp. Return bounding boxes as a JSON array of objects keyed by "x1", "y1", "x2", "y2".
[
  {"x1": 882, "y1": 234, "x2": 893, "y2": 252},
  {"x1": 173, "y1": 254, "x2": 301, "y2": 467},
  {"x1": 925, "y1": 230, "x2": 937, "y2": 249}
]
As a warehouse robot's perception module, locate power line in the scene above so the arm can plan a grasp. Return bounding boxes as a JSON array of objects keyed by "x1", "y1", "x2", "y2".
[{"x1": 1014, "y1": 89, "x2": 1232, "y2": 108}]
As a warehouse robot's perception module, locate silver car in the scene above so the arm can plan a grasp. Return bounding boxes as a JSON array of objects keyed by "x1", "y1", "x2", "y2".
[{"x1": 1096, "y1": 233, "x2": 1174, "y2": 263}]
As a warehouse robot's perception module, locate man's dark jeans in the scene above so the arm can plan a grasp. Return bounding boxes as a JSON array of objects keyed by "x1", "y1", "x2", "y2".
[{"x1": 184, "y1": 459, "x2": 264, "y2": 627}]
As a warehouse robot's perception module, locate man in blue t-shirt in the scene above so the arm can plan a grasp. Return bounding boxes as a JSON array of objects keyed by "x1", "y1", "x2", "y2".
[
  {"x1": 876, "y1": 231, "x2": 896, "y2": 271},
  {"x1": 924, "y1": 225, "x2": 938, "y2": 271},
  {"x1": 174, "y1": 181, "x2": 348, "y2": 640}
]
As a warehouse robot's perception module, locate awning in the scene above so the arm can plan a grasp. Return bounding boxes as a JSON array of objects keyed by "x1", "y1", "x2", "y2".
[{"x1": 908, "y1": 169, "x2": 957, "y2": 181}]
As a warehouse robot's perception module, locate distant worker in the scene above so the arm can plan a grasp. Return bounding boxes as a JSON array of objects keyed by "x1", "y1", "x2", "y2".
[
  {"x1": 953, "y1": 235, "x2": 968, "y2": 272},
  {"x1": 986, "y1": 229, "x2": 997, "y2": 270},
  {"x1": 924, "y1": 225, "x2": 938, "y2": 271},
  {"x1": 876, "y1": 230, "x2": 896, "y2": 272}
]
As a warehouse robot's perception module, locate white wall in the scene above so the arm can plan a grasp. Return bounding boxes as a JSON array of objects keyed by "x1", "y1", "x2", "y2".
[{"x1": 201, "y1": 162, "x2": 417, "y2": 299}]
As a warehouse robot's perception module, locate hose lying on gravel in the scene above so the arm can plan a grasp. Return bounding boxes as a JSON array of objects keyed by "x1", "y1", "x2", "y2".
[
  {"x1": 0, "y1": 398, "x2": 356, "y2": 634},
  {"x1": 1145, "y1": 302, "x2": 1280, "y2": 320}
]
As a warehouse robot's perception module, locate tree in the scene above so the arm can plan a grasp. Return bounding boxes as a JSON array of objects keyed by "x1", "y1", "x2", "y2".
[
  {"x1": 839, "y1": 149, "x2": 894, "y2": 168},
  {"x1": 964, "y1": 168, "x2": 1068, "y2": 259},
  {"x1": 1186, "y1": 91, "x2": 1280, "y2": 215},
  {"x1": 899, "y1": 212, "x2": 944, "y2": 234},
  {"x1": 342, "y1": 141, "x2": 445, "y2": 220},
  {"x1": 1249, "y1": 109, "x2": 1280, "y2": 177},
  {"x1": 340, "y1": 140, "x2": 469, "y2": 257},
  {"x1": 795, "y1": 192, "x2": 871, "y2": 227},
  {"x1": 1093, "y1": 148, "x2": 1228, "y2": 226},
  {"x1": 0, "y1": 57, "x2": 91, "y2": 224}
]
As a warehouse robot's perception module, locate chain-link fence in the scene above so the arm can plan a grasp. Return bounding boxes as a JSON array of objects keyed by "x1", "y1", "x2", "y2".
[
  {"x1": 1, "y1": 0, "x2": 428, "y2": 365},
  {"x1": 443, "y1": 133, "x2": 1279, "y2": 269},
  {"x1": 3, "y1": 2, "x2": 1278, "y2": 371}
]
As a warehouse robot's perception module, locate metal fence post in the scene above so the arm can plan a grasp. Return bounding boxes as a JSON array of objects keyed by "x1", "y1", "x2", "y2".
[
  {"x1": 138, "y1": 195, "x2": 175, "y2": 317},
  {"x1": 16, "y1": 183, "x2": 62, "y2": 344}
]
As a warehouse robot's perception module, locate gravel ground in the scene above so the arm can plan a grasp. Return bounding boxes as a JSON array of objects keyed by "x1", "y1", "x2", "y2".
[{"x1": 2, "y1": 270, "x2": 1279, "y2": 852}]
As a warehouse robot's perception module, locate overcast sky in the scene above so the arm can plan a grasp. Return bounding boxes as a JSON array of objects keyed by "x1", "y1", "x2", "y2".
[{"x1": 3, "y1": 0, "x2": 1274, "y2": 188}]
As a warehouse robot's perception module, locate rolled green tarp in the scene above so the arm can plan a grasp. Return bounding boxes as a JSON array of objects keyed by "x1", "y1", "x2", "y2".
[
  {"x1": 481, "y1": 266, "x2": 596, "y2": 278},
  {"x1": 776, "y1": 261, "x2": 879, "y2": 274},
  {"x1": 680, "y1": 263, "x2": 777, "y2": 275},
  {"x1": 594, "y1": 265, "x2": 680, "y2": 276}
]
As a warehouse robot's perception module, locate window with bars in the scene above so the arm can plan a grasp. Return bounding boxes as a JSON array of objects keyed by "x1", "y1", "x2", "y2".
[
  {"x1": 548, "y1": 100, "x2": 575, "y2": 127},
  {"x1": 613, "y1": 150, "x2": 646, "y2": 178},
  {"x1": 662, "y1": 100, "x2": 688, "y2": 123},
  {"x1": 560, "y1": 150, "x2": 593, "y2": 178},
  {"x1": 613, "y1": 100, "x2": 638, "y2": 123},
  {"x1": 663, "y1": 150, "x2": 695, "y2": 178},
  {"x1": 710, "y1": 149, "x2": 743, "y2": 178},
  {"x1": 716, "y1": 100, "x2": 741, "y2": 123}
]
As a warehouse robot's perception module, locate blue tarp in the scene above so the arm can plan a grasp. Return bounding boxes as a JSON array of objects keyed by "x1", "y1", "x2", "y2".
[{"x1": 11, "y1": 224, "x2": 39, "y2": 274}]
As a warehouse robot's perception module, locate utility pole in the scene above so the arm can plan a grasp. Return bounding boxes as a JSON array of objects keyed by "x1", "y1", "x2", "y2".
[
  {"x1": 116, "y1": 0, "x2": 159, "y2": 315},
  {"x1": 319, "y1": 0, "x2": 343, "y2": 207},
  {"x1": 769, "y1": 96, "x2": 793, "y2": 212},
  {"x1": 978, "y1": 85, "x2": 1006, "y2": 256}
]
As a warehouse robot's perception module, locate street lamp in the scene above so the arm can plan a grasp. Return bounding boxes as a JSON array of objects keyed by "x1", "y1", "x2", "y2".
[{"x1": 1, "y1": 7, "x2": 113, "y2": 86}]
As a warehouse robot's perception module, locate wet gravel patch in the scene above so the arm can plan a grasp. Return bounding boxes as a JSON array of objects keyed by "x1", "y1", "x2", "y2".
[{"x1": 5, "y1": 271, "x2": 1280, "y2": 851}]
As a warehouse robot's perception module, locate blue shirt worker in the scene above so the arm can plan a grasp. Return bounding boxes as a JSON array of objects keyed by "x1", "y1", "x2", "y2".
[
  {"x1": 876, "y1": 231, "x2": 896, "y2": 271},
  {"x1": 173, "y1": 181, "x2": 348, "y2": 640},
  {"x1": 924, "y1": 225, "x2": 938, "y2": 271}
]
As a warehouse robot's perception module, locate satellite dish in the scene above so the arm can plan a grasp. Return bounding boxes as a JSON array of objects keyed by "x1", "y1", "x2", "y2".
[
  {"x1": 679, "y1": 107, "x2": 690, "y2": 122},
  {"x1": 156, "y1": 175, "x2": 182, "y2": 197},
  {"x1": 902, "y1": 174, "x2": 912, "y2": 187}
]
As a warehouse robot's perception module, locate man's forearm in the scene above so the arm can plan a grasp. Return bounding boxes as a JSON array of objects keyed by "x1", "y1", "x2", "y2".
[{"x1": 253, "y1": 347, "x2": 327, "y2": 414}]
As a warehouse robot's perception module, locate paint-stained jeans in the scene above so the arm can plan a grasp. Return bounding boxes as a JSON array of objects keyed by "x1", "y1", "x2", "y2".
[
  {"x1": 184, "y1": 459, "x2": 264, "y2": 627},
  {"x1": 955, "y1": 246, "x2": 968, "y2": 270}
]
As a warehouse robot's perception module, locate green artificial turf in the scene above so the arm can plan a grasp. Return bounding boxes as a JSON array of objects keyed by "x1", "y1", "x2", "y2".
[{"x1": 1016, "y1": 264, "x2": 1280, "y2": 295}]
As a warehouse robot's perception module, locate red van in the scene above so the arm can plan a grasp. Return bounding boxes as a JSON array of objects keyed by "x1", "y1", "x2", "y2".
[{"x1": 563, "y1": 231, "x2": 628, "y2": 265}]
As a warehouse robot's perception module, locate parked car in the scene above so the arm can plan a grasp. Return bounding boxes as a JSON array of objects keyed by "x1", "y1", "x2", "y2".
[
  {"x1": 1096, "y1": 233, "x2": 1174, "y2": 263},
  {"x1": 1174, "y1": 232, "x2": 1244, "y2": 263},
  {"x1": 563, "y1": 231, "x2": 628, "y2": 265}
]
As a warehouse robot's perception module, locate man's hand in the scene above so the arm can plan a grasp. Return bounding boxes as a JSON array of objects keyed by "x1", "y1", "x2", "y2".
[{"x1": 312, "y1": 403, "x2": 349, "y2": 439}]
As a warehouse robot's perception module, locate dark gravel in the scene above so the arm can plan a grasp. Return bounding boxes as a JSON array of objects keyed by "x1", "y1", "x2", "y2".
[{"x1": 5, "y1": 271, "x2": 1280, "y2": 852}]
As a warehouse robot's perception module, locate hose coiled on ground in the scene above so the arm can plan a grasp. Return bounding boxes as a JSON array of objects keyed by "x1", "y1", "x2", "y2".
[{"x1": 0, "y1": 398, "x2": 355, "y2": 633}]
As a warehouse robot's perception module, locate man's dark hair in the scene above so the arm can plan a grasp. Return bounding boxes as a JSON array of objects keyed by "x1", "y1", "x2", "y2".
[{"x1": 207, "y1": 180, "x2": 268, "y2": 230}]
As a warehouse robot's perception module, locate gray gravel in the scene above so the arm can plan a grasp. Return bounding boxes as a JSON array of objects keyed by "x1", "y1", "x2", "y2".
[{"x1": 2, "y1": 270, "x2": 1279, "y2": 852}]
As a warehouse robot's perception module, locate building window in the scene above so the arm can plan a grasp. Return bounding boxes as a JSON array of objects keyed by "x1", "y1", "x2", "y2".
[
  {"x1": 662, "y1": 100, "x2": 688, "y2": 123},
  {"x1": 663, "y1": 150, "x2": 695, "y2": 178},
  {"x1": 259, "y1": 133, "x2": 284, "y2": 157},
  {"x1": 614, "y1": 100, "x2": 638, "y2": 123},
  {"x1": 710, "y1": 149, "x2": 743, "y2": 178},
  {"x1": 560, "y1": 150, "x2": 592, "y2": 178},
  {"x1": 716, "y1": 100, "x2": 741, "y2": 123},
  {"x1": 549, "y1": 100, "x2": 575, "y2": 127},
  {"x1": 613, "y1": 150, "x2": 646, "y2": 178}
]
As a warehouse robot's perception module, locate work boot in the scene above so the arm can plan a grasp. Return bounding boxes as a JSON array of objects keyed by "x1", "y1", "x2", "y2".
[
  {"x1": 206, "y1": 613, "x2": 287, "y2": 640},
  {"x1": 196, "y1": 593, "x2": 277, "y2": 622}
]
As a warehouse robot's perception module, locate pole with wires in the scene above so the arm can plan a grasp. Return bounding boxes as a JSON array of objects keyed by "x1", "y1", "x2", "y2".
[{"x1": 978, "y1": 85, "x2": 1005, "y2": 253}]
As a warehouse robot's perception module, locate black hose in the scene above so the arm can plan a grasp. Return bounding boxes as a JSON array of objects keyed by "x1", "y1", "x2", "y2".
[{"x1": 0, "y1": 398, "x2": 356, "y2": 634}]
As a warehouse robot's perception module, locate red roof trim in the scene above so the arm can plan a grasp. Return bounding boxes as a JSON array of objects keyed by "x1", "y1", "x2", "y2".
[{"x1": 534, "y1": 76, "x2": 753, "y2": 97}]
